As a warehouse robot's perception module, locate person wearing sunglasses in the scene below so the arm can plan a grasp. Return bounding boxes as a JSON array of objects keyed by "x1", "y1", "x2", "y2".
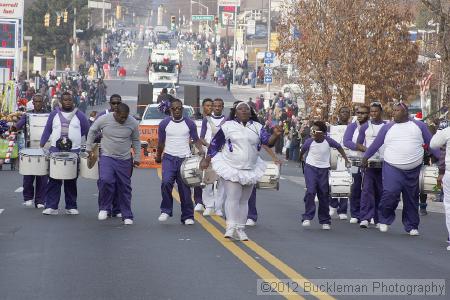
[
  {"x1": 93, "y1": 94, "x2": 123, "y2": 219},
  {"x1": 329, "y1": 106, "x2": 351, "y2": 220},
  {"x1": 200, "y1": 101, "x2": 282, "y2": 240},
  {"x1": 356, "y1": 102, "x2": 387, "y2": 228},
  {"x1": 156, "y1": 99, "x2": 204, "y2": 225},
  {"x1": 362, "y1": 102, "x2": 440, "y2": 236},
  {"x1": 300, "y1": 121, "x2": 350, "y2": 230},
  {"x1": 343, "y1": 105, "x2": 370, "y2": 224}
]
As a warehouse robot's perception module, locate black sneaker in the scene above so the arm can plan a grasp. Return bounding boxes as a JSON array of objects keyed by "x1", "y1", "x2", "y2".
[{"x1": 419, "y1": 208, "x2": 428, "y2": 216}]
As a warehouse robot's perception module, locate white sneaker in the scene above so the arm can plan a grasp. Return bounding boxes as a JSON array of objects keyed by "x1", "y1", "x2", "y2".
[
  {"x1": 379, "y1": 224, "x2": 389, "y2": 232},
  {"x1": 115, "y1": 213, "x2": 122, "y2": 218},
  {"x1": 447, "y1": 245, "x2": 450, "y2": 251},
  {"x1": 329, "y1": 206, "x2": 337, "y2": 216},
  {"x1": 123, "y1": 219, "x2": 133, "y2": 225},
  {"x1": 203, "y1": 207, "x2": 214, "y2": 216},
  {"x1": 215, "y1": 209, "x2": 223, "y2": 217},
  {"x1": 236, "y1": 226, "x2": 249, "y2": 241},
  {"x1": 194, "y1": 203, "x2": 204, "y2": 212},
  {"x1": 224, "y1": 226, "x2": 237, "y2": 239},
  {"x1": 98, "y1": 210, "x2": 108, "y2": 221},
  {"x1": 409, "y1": 229, "x2": 420, "y2": 236},
  {"x1": 338, "y1": 214, "x2": 348, "y2": 220},
  {"x1": 349, "y1": 217, "x2": 358, "y2": 224},
  {"x1": 23, "y1": 200, "x2": 33, "y2": 207},
  {"x1": 184, "y1": 218, "x2": 195, "y2": 225},
  {"x1": 302, "y1": 220, "x2": 311, "y2": 227},
  {"x1": 360, "y1": 220, "x2": 369, "y2": 228},
  {"x1": 65, "y1": 209, "x2": 79, "y2": 215},
  {"x1": 246, "y1": 219, "x2": 256, "y2": 226},
  {"x1": 158, "y1": 213, "x2": 170, "y2": 222},
  {"x1": 36, "y1": 204, "x2": 45, "y2": 209},
  {"x1": 322, "y1": 224, "x2": 331, "y2": 230},
  {"x1": 42, "y1": 208, "x2": 58, "y2": 215}
]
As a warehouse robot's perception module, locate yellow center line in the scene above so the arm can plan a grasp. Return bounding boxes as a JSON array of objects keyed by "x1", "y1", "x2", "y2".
[{"x1": 156, "y1": 168, "x2": 304, "y2": 299}]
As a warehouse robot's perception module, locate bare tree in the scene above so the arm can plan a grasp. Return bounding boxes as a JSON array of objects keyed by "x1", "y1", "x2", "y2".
[{"x1": 278, "y1": 0, "x2": 419, "y2": 121}]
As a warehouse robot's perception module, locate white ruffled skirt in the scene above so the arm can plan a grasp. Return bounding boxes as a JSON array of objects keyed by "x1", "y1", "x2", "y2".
[{"x1": 211, "y1": 153, "x2": 267, "y2": 185}]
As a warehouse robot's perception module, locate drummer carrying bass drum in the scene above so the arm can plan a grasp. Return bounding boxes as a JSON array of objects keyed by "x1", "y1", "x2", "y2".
[
  {"x1": 39, "y1": 92, "x2": 90, "y2": 216},
  {"x1": 14, "y1": 94, "x2": 48, "y2": 208}
]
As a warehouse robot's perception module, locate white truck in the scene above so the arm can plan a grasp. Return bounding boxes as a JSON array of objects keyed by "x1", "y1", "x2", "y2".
[{"x1": 148, "y1": 49, "x2": 181, "y2": 86}]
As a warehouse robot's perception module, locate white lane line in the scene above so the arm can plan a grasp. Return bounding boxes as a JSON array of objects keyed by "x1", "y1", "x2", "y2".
[{"x1": 0, "y1": 209, "x2": 4, "y2": 214}]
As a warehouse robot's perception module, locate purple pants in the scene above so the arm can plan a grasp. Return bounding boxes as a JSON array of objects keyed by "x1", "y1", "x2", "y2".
[
  {"x1": 247, "y1": 186, "x2": 257, "y2": 221},
  {"x1": 97, "y1": 159, "x2": 120, "y2": 216},
  {"x1": 98, "y1": 156, "x2": 134, "y2": 220},
  {"x1": 45, "y1": 178, "x2": 78, "y2": 210},
  {"x1": 194, "y1": 186, "x2": 203, "y2": 205},
  {"x1": 350, "y1": 172, "x2": 362, "y2": 220},
  {"x1": 302, "y1": 164, "x2": 331, "y2": 224},
  {"x1": 379, "y1": 163, "x2": 421, "y2": 232},
  {"x1": 23, "y1": 175, "x2": 48, "y2": 206},
  {"x1": 360, "y1": 168, "x2": 382, "y2": 223},
  {"x1": 329, "y1": 197, "x2": 348, "y2": 214},
  {"x1": 160, "y1": 154, "x2": 194, "y2": 222}
]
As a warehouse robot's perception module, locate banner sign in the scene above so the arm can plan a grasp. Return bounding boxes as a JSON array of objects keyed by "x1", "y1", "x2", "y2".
[
  {"x1": 0, "y1": 0, "x2": 24, "y2": 19},
  {"x1": 138, "y1": 125, "x2": 161, "y2": 169}
]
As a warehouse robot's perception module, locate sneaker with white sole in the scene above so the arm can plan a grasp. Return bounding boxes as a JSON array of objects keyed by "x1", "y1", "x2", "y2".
[
  {"x1": 409, "y1": 229, "x2": 420, "y2": 236},
  {"x1": 42, "y1": 208, "x2": 58, "y2": 215},
  {"x1": 245, "y1": 219, "x2": 256, "y2": 226},
  {"x1": 360, "y1": 220, "x2": 369, "y2": 228},
  {"x1": 194, "y1": 203, "x2": 204, "y2": 212},
  {"x1": 158, "y1": 213, "x2": 170, "y2": 222},
  {"x1": 302, "y1": 220, "x2": 311, "y2": 227},
  {"x1": 184, "y1": 218, "x2": 195, "y2": 225},
  {"x1": 36, "y1": 204, "x2": 45, "y2": 209},
  {"x1": 236, "y1": 227, "x2": 249, "y2": 241},
  {"x1": 329, "y1": 206, "x2": 337, "y2": 216},
  {"x1": 447, "y1": 245, "x2": 450, "y2": 251},
  {"x1": 379, "y1": 224, "x2": 389, "y2": 232},
  {"x1": 123, "y1": 219, "x2": 133, "y2": 225},
  {"x1": 114, "y1": 213, "x2": 122, "y2": 218},
  {"x1": 224, "y1": 226, "x2": 237, "y2": 239},
  {"x1": 322, "y1": 224, "x2": 331, "y2": 230},
  {"x1": 215, "y1": 209, "x2": 223, "y2": 217},
  {"x1": 65, "y1": 209, "x2": 79, "y2": 215},
  {"x1": 203, "y1": 207, "x2": 214, "y2": 216},
  {"x1": 338, "y1": 214, "x2": 348, "y2": 220},
  {"x1": 23, "y1": 200, "x2": 33, "y2": 207},
  {"x1": 349, "y1": 217, "x2": 358, "y2": 224},
  {"x1": 98, "y1": 210, "x2": 108, "y2": 221}
]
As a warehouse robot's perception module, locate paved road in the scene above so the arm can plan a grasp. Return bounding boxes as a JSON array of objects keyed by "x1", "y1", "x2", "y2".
[{"x1": 1, "y1": 41, "x2": 449, "y2": 300}]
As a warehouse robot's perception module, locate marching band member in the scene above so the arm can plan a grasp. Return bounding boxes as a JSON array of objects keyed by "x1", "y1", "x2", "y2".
[
  {"x1": 94, "y1": 94, "x2": 123, "y2": 218},
  {"x1": 14, "y1": 94, "x2": 48, "y2": 208},
  {"x1": 300, "y1": 121, "x2": 350, "y2": 230},
  {"x1": 200, "y1": 98, "x2": 226, "y2": 217},
  {"x1": 194, "y1": 98, "x2": 214, "y2": 212},
  {"x1": 430, "y1": 121, "x2": 450, "y2": 250},
  {"x1": 200, "y1": 102, "x2": 281, "y2": 241},
  {"x1": 156, "y1": 99, "x2": 204, "y2": 225},
  {"x1": 343, "y1": 105, "x2": 370, "y2": 223},
  {"x1": 362, "y1": 102, "x2": 439, "y2": 235},
  {"x1": 356, "y1": 102, "x2": 386, "y2": 228},
  {"x1": 86, "y1": 103, "x2": 141, "y2": 225},
  {"x1": 329, "y1": 106, "x2": 351, "y2": 220},
  {"x1": 40, "y1": 92, "x2": 90, "y2": 215}
]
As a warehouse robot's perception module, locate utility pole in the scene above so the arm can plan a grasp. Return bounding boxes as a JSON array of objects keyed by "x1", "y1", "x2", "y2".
[
  {"x1": 72, "y1": 7, "x2": 77, "y2": 71},
  {"x1": 24, "y1": 36, "x2": 32, "y2": 80},
  {"x1": 101, "y1": 0, "x2": 105, "y2": 61},
  {"x1": 232, "y1": 7, "x2": 237, "y2": 86}
]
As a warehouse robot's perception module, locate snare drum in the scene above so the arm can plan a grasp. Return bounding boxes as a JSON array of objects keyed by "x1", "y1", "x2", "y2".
[
  {"x1": 19, "y1": 148, "x2": 49, "y2": 176},
  {"x1": 419, "y1": 165, "x2": 440, "y2": 194},
  {"x1": 79, "y1": 152, "x2": 99, "y2": 180},
  {"x1": 329, "y1": 170, "x2": 353, "y2": 198},
  {"x1": 330, "y1": 149, "x2": 339, "y2": 170},
  {"x1": 49, "y1": 152, "x2": 78, "y2": 180},
  {"x1": 257, "y1": 162, "x2": 280, "y2": 190},
  {"x1": 180, "y1": 156, "x2": 203, "y2": 187},
  {"x1": 27, "y1": 113, "x2": 50, "y2": 148}
]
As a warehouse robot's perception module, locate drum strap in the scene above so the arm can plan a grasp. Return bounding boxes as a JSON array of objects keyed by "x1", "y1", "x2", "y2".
[
  {"x1": 207, "y1": 116, "x2": 225, "y2": 136},
  {"x1": 57, "y1": 108, "x2": 78, "y2": 138}
]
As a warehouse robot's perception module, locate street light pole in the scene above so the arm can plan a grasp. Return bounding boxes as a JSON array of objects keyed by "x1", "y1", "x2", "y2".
[
  {"x1": 72, "y1": 7, "x2": 77, "y2": 71},
  {"x1": 24, "y1": 36, "x2": 32, "y2": 81},
  {"x1": 266, "y1": 0, "x2": 271, "y2": 95},
  {"x1": 232, "y1": 7, "x2": 237, "y2": 86},
  {"x1": 101, "y1": 0, "x2": 105, "y2": 61}
]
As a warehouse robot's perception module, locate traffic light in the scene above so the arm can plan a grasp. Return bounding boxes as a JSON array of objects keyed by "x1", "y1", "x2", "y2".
[
  {"x1": 44, "y1": 13, "x2": 50, "y2": 27},
  {"x1": 63, "y1": 10, "x2": 68, "y2": 23},
  {"x1": 56, "y1": 15, "x2": 61, "y2": 26},
  {"x1": 116, "y1": 5, "x2": 122, "y2": 19},
  {"x1": 171, "y1": 15, "x2": 176, "y2": 30}
]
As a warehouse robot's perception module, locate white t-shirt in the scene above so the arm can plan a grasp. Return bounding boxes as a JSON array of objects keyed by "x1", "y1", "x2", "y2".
[{"x1": 158, "y1": 117, "x2": 199, "y2": 158}]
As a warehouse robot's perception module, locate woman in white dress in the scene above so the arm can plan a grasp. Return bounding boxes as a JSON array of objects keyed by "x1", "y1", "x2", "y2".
[{"x1": 200, "y1": 101, "x2": 282, "y2": 241}]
